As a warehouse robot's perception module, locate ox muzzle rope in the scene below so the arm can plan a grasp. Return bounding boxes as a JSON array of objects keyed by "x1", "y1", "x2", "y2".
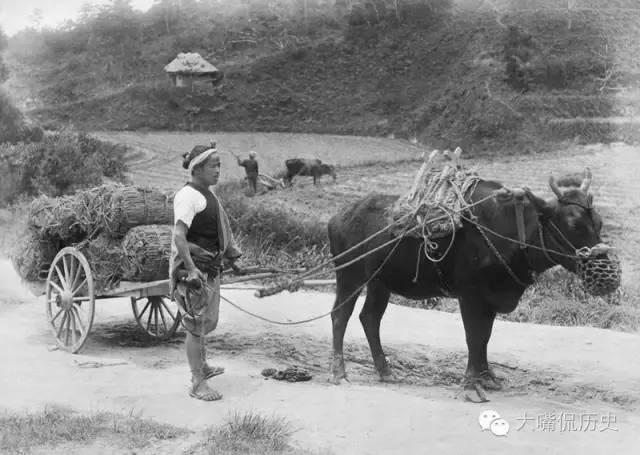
[{"x1": 491, "y1": 188, "x2": 621, "y2": 295}]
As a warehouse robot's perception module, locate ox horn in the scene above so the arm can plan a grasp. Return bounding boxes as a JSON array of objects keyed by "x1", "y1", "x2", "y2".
[
  {"x1": 580, "y1": 168, "x2": 592, "y2": 193},
  {"x1": 549, "y1": 175, "x2": 563, "y2": 198}
]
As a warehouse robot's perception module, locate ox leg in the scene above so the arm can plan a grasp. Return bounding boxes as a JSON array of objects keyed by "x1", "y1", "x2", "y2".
[
  {"x1": 359, "y1": 280, "x2": 394, "y2": 381},
  {"x1": 330, "y1": 272, "x2": 362, "y2": 384},
  {"x1": 459, "y1": 298, "x2": 502, "y2": 394}
]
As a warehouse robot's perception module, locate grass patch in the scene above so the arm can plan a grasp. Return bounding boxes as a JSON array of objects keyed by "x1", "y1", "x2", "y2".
[
  {"x1": 501, "y1": 268, "x2": 640, "y2": 331},
  {"x1": 188, "y1": 411, "x2": 328, "y2": 455},
  {"x1": 217, "y1": 181, "x2": 328, "y2": 252},
  {"x1": 0, "y1": 404, "x2": 188, "y2": 454}
]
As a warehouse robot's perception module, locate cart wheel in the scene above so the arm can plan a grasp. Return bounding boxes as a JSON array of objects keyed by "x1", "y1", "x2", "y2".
[
  {"x1": 46, "y1": 247, "x2": 95, "y2": 354},
  {"x1": 131, "y1": 296, "x2": 181, "y2": 339}
]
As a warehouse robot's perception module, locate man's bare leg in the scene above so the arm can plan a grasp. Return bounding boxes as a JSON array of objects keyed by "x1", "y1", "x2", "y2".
[{"x1": 186, "y1": 332, "x2": 222, "y2": 401}]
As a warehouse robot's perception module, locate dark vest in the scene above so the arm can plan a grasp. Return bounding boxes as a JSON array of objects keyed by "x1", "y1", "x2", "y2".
[
  {"x1": 185, "y1": 183, "x2": 220, "y2": 254},
  {"x1": 240, "y1": 159, "x2": 259, "y2": 177}
]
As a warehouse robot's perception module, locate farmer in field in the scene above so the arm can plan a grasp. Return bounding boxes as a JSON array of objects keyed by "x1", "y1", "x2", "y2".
[
  {"x1": 235, "y1": 150, "x2": 259, "y2": 195},
  {"x1": 170, "y1": 145, "x2": 242, "y2": 401}
]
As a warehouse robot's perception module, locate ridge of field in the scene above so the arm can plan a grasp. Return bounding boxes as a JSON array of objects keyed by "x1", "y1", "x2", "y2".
[{"x1": 97, "y1": 131, "x2": 640, "y2": 288}]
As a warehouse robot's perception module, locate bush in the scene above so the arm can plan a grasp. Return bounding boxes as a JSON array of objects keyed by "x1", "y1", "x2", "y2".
[
  {"x1": 0, "y1": 131, "x2": 129, "y2": 205},
  {"x1": 0, "y1": 90, "x2": 27, "y2": 144}
]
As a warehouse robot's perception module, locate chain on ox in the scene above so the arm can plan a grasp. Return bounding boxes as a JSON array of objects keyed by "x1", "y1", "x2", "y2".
[{"x1": 327, "y1": 163, "x2": 620, "y2": 402}]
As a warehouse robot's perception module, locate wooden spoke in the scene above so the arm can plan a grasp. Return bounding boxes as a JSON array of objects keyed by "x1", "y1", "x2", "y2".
[
  {"x1": 56, "y1": 311, "x2": 68, "y2": 340},
  {"x1": 138, "y1": 300, "x2": 152, "y2": 320},
  {"x1": 70, "y1": 259, "x2": 83, "y2": 290},
  {"x1": 157, "y1": 304, "x2": 168, "y2": 334},
  {"x1": 69, "y1": 310, "x2": 78, "y2": 346},
  {"x1": 67, "y1": 255, "x2": 76, "y2": 285},
  {"x1": 72, "y1": 279, "x2": 88, "y2": 297},
  {"x1": 131, "y1": 296, "x2": 181, "y2": 340},
  {"x1": 49, "y1": 281, "x2": 64, "y2": 295},
  {"x1": 65, "y1": 311, "x2": 73, "y2": 347},
  {"x1": 160, "y1": 300, "x2": 177, "y2": 321},
  {"x1": 62, "y1": 256, "x2": 71, "y2": 286},
  {"x1": 54, "y1": 265, "x2": 66, "y2": 290},
  {"x1": 154, "y1": 304, "x2": 160, "y2": 337},
  {"x1": 71, "y1": 306, "x2": 86, "y2": 335},
  {"x1": 51, "y1": 307, "x2": 64, "y2": 324},
  {"x1": 146, "y1": 302, "x2": 154, "y2": 333}
]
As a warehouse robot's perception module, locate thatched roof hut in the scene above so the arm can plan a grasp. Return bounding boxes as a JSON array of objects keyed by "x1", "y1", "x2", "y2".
[{"x1": 164, "y1": 52, "x2": 223, "y2": 88}]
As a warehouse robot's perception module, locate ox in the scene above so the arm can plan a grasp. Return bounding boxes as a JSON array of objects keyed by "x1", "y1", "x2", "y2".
[
  {"x1": 327, "y1": 170, "x2": 607, "y2": 400},
  {"x1": 284, "y1": 158, "x2": 337, "y2": 186}
]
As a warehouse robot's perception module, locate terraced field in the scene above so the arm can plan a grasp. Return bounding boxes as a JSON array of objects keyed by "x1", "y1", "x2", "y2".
[
  {"x1": 91, "y1": 131, "x2": 425, "y2": 189},
  {"x1": 95, "y1": 131, "x2": 640, "y2": 286}
]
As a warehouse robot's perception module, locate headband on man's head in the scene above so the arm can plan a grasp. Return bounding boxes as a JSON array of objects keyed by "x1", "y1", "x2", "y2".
[{"x1": 187, "y1": 148, "x2": 219, "y2": 173}]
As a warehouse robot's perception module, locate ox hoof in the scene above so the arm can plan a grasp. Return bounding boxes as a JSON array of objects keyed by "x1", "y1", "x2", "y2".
[
  {"x1": 479, "y1": 369, "x2": 504, "y2": 391},
  {"x1": 379, "y1": 370, "x2": 400, "y2": 383},
  {"x1": 329, "y1": 374, "x2": 350, "y2": 385},
  {"x1": 465, "y1": 369, "x2": 504, "y2": 391},
  {"x1": 460, "y1": 383, "x2": 490, "y2": 404}
]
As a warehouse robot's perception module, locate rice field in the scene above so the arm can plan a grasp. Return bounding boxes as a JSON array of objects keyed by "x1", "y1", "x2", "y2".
[
  {"x1": 91, "y1": 131, "x2": 425, "y2": 190},
  {"x1": 93, "y1": 131, "x2": 640, "y2": 289}
]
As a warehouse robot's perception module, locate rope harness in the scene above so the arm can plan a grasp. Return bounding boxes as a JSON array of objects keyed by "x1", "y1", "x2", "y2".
[{"x1": 460, "y1": 188, "x2": 621, "y2": 295}]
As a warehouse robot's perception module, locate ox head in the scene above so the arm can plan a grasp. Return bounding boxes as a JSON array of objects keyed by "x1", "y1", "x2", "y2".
[
  {"x1": 321, "y1": 164, "x2": 337, "y2": 181},
  {"x1": 539, "y1": 168, "x2": 619, "y2": 298},
  {"x1": 545, "y1": 170, "x2": 621, "y2": 296},
  {"x1": 543, "y1": 168, "x2": 603, "y2": 272}
]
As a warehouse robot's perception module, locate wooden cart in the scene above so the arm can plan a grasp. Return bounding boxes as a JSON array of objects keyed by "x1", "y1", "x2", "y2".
[
  {"x1": 46, "y1": 246, "x2": 183, "y2": 354},
  {"x1": 46, "y1": 246, "x2": 334, "y2": 354}
]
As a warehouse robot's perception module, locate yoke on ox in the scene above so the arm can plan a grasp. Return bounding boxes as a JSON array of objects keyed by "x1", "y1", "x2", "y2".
[{"x1": 327, "y1": 148, "x2": 620, "y2": 402}]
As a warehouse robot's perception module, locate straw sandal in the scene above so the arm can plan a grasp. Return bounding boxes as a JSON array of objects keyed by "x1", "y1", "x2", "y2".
[
  {"x1": 203, "y1": 365, "x2": 225, "y2": 380},
  {"x1": 189, "y1": 381, "x2": 223, "y2": 401}
]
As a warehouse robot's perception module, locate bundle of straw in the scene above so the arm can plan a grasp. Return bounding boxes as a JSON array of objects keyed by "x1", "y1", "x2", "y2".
[
  {"x1": 15, "y1": 184, "x2": 175, "y2": 289},
  {"x1": 77, "y1": 184, "x2": 174, "y2": 237},
  {"x1": 77, "y1": 234, "x2": 126, "y2": 290},
  {"x1": 27, "y1": 195, "x2": 85, "y2": 242},
  {"x1": 10, "y1": 232, "x2": 60, "y2": 282},
  {"x1": 120, "y1": 225, "x2": 222, "y2": 282},
  {"x1": 121, "y1": 224, "x2": 173, "y2": 282}
]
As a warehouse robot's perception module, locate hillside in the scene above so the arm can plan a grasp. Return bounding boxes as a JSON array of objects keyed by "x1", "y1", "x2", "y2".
[{"x1": 4, "y1": 0, "x2": 640, "y2": 153}]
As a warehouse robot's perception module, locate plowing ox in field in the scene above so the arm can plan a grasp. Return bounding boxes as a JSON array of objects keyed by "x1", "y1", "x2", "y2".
[
  {"x1": 327, "y1": 169, "x2": 618, "y2": 400},
  {"x1": 284, "y1": 158, "x2": 337, "y2": 186}
]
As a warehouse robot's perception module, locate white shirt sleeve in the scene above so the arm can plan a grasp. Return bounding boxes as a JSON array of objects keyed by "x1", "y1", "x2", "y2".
[{"x1": 173, "y1": 186, "x2": 207, "y2": 227}]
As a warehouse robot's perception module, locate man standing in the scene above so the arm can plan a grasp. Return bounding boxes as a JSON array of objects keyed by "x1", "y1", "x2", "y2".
[{"x1": 236, "y1": 150, "x2": 259, "y2": 195}]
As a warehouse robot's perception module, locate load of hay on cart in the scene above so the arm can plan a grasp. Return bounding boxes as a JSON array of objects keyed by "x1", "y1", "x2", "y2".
[
  {"x1": 10, "y1": 184, "x2": 286, "y2": 353},
  {"x1": 7, "y1": 184, "x2": 186, "y2": 353}
]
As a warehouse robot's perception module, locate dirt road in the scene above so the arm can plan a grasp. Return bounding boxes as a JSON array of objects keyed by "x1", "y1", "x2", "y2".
[{"x1": 1, "y1": 259, "x2": 639, "y2": 454}]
